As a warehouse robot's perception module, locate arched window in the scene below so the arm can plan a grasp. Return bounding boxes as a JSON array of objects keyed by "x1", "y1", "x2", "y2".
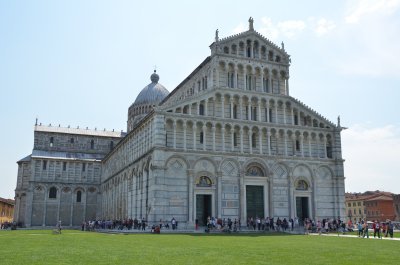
[
  {"x1": 233, "y1": 132, "x2": 238, "y2": 147},
  {"x1": 233, "y1": 105, "x2": 237, "y2": 119},
  {"x1": 76, "y1": 191, "x2": 82, "y2": 203},
  {"x1": 200, "y1": 132, "x2": 204, "y2": 144},
  {"x1": 50, "y1": 137, "x2": 54, "y2": 147},
  {"x1": 199, "y1": 104, "x2": 204, "y2": 115},
  {"x1": 296, "y1": 140, "x2": 300, "y2": 151},
  {"x1": 90, "y1": 139, "x2": 94, "y2": 149},
  {"x1": 252, "y1": 133, "x2": 257, "y2": 148},
  {"x1": 49, "y1": 187, "x2": 57, "y2": 199}
]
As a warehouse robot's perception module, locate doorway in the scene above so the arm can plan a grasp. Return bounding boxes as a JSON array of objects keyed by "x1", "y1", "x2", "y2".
[
  {"x1": 296, "y1": 196, "x2": 309, "y2": 223},
  {"x1": 196, "y1": 194, "x2": 212, "y2": 226},
  {"x1": 246, "y1": 185, "x2": 264, "y2": 219}
]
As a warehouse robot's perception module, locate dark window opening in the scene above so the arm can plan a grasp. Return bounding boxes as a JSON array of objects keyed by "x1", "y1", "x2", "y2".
[
  {"x1": 49, "y1": 187, "x2": 57, "y2": 199},
  {"x1": 199, "y1": 104, "x2": 204, "y2": 115},
  {"x1": 63, "y1": 162, "x2": 67, "y2": 171},
  {"x1": 110, "y1": 141, "x2": 114, "y2": 150},
  {"x1": 90, "y1": 139, "x2": 94, "y2": 149},
  {"x1": 252, "y1": 133, "x2": 256, "y2": 148},
  {"x1": 200, "y1": 132, "x2": 204, "y2": 144},
  {"x1": 294, "y1": 115, "x2": 298, "y2": 125},
  {"x1": 296, "y1": 140, "x2": 300, "y2": 151},
  {"x1": 70, "y1": 138, "x2": 74, "y2": 144},
  {"x1": 234, "y1": 133, "x2": 237, "y2": 147},
  {"x1": 77, "y1": 191, "x2": 82, "y2": 203},
  {"x1": 82, "y1": 163, "x2": 86, "y2": 172},
  {"x1": 42, "y1": 160, "x2": 47, "y2": 170}
]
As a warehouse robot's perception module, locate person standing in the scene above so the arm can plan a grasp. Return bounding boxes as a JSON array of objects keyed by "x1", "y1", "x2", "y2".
[
  {"x1": 373, "y1": 220, "x2": 381, "y2": 238},
  {"x1": 388, "y1": 221, "x2": 394, "y2": 238},
  {"x1": 363, "y1": 221, "x2": 369, "y2": 238}
]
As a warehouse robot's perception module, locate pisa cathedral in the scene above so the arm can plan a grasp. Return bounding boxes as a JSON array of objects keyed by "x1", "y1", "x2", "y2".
[{"x1": 14, "y1": 18, "x2": 346, "y2": 227}]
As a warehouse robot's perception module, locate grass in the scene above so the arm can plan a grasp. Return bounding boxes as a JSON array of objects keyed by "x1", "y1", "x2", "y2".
[{"x1": 0, "y1": 230, "x2": 399, "y2": 265}]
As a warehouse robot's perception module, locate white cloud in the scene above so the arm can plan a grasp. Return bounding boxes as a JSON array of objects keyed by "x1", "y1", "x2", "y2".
[
  {"x1": 277, "y1": 20, "x2": 306, "y2": 38},
  {"x1": 232, "y1": 23, "x2": 246, "y2": 34},
  {"x1": 345, "y1": 0, "x2": 400, "y2": 24},
  {"x1": 342, "y1": 124, "x2": 400, "y2": 193},
  {"x1": 314, "y1": 18, "x2": 336, "y2": 36}
]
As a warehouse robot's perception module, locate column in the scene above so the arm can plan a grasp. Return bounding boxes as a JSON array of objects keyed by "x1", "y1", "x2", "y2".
[
  {"x1": 284, "y1": 132, "x2": 288, "y2": 156},
  {"x1": 258, "y1": 102, "x2": 261, "y2": 121},
  {"x1": 231, "y1": 129, "x2": 235, "y2": 152},
  {"x1": 300, "y1": 135, "x2": 304, "y2": 157},
  {"x1": 266, "y1": 101, "x2": 270, "y2": 122},
  {"x1": 260, "y1": 71, "x2": 264, "y2": 92},
  {"x1": 221, "y1": 96, "x2": 225, "y2": 118},
  {"x1": 308, "y1": 135, "x2": 312, "y2": 157},
  {"x1": 275, "y1": 103, "x2": 278, "y2": 124},
  {"x1": 269, "y1": 78, "x2": 272, "y2": 93},
  {"x1": 188, "y1": 171, "x2": 194, "y2": 223},
  {"x1": 204, "y1": 100, "x2": 208, "y2": 116},
  {"x1": 283, "y1": 105, "x2": 287, "y2": 124},
  {"x1": 286, "y1": 78, "x2": 290, "y2": 95},
  {"x1": 323, "y1": 135, "x2": 327, "y2": 158},
  {"x1": 239, "y1": 98, "x2": 243, "y2": 119},
  {"x1": 203, "y1": 125, "x2": 207, "y2": 151},
  {"x1": 215, "y1": 66, "x2": 219, "y2": 88},
  {"x1": 259, "y1": 128, "x2": 263, "y2": 154},
  {"x1": 291, "y1": 108, "x2": 295, "y2": 125},
  {"x1": 240, "y1": 128, "x2": 243, "y2": 153},
  {"x1": 249, "y1": 131, "x2": 252, "y2": 154},
  {"x1": 188, "y1": 103, "x2": 192, "y2": 115},
  {"x1": 183, "y1": 123, "x2": 187, "y2": 151},
  {"x1": 42, "y1": 187, "x2": 47, "y2": 226},
  {"x1": 217, "y1": 172, "x2": 222, "y2": 217},
  {"x1": 267, "y1": 128, "x2": 271, "y2": 155},
  {"x1": 173, "y1": 120, "x2": 176, "y2": 149},
  {"x1": 230, "y1": 98, "x2": 234, "y2": 119},
  {"x1": 233, "y1": 67, "x2": 237, "y2": 88},
  {"x1": 221, "y1": 127, "x2": 225, "y2": 152},
  {"x1": 193, "y1": 123, "x2": 197, "y2": 150},
  {"x1": 212, "y1": 124, "x2": 216, "y2": 151},
  {"x1": 247, "y1": 104, "x2": 251, "y2": 120},
  {"x1": 239, "y1": 172, "x2": 246, "y2": 223}
]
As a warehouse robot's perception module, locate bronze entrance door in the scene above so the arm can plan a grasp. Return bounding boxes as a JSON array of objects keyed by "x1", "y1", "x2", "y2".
[
  {"x1": 196, "y1": 194, "x2": 212, "y2": 226},
  {"x1": 246, "y1": 185, "x2": 264, "y2": 219}
]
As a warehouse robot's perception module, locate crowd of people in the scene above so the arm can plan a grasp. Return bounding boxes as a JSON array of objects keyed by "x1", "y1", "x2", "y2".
[
  {"x1": 80, "y1": 217, "x2": 179, "y2": 232},
  {"x1": 0, "y1": 221, "x2": 17, "y2": 230}
]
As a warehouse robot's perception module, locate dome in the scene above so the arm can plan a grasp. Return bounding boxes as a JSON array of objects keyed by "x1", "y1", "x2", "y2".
[
  {"x1": 127, "y1": 71, "x2": 169, "y2": 132},
  {"x1": 133, "y1": 70, "x2": 169, "y2": 106}
]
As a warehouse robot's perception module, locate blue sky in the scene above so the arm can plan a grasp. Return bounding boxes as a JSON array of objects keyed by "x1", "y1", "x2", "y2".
[{"x1": 1, "y1": 0, "x2": 399, "y2": 199}]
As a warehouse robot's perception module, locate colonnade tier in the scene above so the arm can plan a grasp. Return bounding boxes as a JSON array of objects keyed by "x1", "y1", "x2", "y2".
[
  {"x1": 218, "y1": 38, "x2": 287, "y2": 65},
  {"x1": 167, "y1": 91, "x2": 332, "y2": 129},
  {"x1": 165, "y1": 117, "x2": 335, "y2": 159}
]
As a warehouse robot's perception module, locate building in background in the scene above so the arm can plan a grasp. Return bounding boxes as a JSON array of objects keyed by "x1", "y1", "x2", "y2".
[
  {"x1": 393, "y1": 194, "x2": 400, "y2": 221},
  {"x1": 345, "y1": 191, "x2": 397, "y2": 223},
  {"x1": 14, "y1": 18, "x2": 346, "y2": 227},
  {"x1": 0, "y1": 197, "x2": 14, "y2": 225}
]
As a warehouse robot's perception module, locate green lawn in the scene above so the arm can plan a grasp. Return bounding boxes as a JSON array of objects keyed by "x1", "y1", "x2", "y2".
[{"x1": 0, "y1": 230, "x2": 398, "y2": 265}]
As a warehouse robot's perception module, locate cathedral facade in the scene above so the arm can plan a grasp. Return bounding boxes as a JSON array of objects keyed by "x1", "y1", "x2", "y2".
[{"x1": 14, "y1": 19, "x2": 346, "y2": 227}]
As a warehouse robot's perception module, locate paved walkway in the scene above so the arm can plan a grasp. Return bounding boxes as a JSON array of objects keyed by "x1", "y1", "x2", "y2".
[{"x1": 308, "y1": 232, "x2": 400, "y2": 241}]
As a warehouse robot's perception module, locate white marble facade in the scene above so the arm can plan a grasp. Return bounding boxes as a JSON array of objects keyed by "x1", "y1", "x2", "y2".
[{"x1": 14, "y1": 18, "x2": 345, "y2": 227}]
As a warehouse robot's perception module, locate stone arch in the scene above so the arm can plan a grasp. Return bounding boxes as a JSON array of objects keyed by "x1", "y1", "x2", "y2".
[
  {"x1": 243, "y1": 158, "x2": 270, "y2": 177},
  {"x1": 165, "y1": 154, "x2": 190, "y2": 170},
  {"x1": 193, "y1": 157, "x2": 217, "y2": 174},
  {"x1": 291, "y1": 163, "x2": 314, "y2": 183}
]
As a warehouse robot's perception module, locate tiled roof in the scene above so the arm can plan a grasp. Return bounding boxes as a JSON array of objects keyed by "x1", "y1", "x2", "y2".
[
  {"x1": 31, "y1": 150, "x2": 104, "y2": 161},
  {"x1": 35, "y1": 125, "x2": 125, "y2": 138}
]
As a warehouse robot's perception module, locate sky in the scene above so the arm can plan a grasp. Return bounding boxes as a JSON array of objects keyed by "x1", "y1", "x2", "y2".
[{"x1": 1, "y1": 0, "x2": 399, "y2": 199}]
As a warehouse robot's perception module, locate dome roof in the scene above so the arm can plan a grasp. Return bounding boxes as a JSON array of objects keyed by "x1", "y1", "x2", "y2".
[{"x1": 133, "y1": 71, "x2": 169, "y2": 106}]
